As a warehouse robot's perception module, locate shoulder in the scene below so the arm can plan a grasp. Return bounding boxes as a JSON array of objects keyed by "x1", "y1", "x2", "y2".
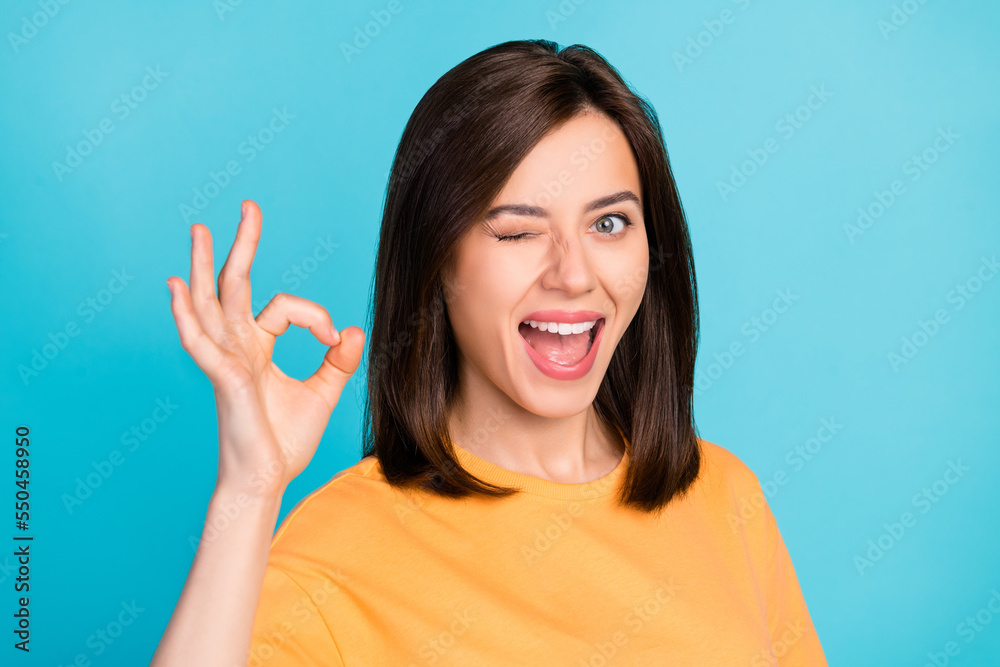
[
  {"x1": 692, "y1": 436, "x2": 764, "y2": 499},
  {"x1": 680, "y1": 438, "x2": 777, "y2": 566},
  {"x1": 270, "y1": 455, "x2": 392, "y2": 550}
]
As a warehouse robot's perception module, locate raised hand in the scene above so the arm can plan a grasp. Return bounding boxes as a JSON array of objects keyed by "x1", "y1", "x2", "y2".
[{"x1": 166, "y1": 199, "x2": 364, "y2": 498}]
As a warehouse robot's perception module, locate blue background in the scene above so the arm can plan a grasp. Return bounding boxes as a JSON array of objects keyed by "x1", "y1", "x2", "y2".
[{"x1": 2, "y1": 0, "x2": 998, "y2": 664}]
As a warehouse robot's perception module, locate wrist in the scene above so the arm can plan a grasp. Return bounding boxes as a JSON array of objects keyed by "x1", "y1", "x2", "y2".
[
  {"x1": 207, "y1": 481, "x2": 285, "y2": 533},
  {"x1": 216, "y1": 456, "x2": 289, "y2": 501},
  {"x1": 213, "y1": 473, "x2": 286, "y2": 509}
]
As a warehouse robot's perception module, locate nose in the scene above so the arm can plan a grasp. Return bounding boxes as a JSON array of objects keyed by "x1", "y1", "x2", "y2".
[{"x1": 539, "y1": 232, "x2": 597, "y2": 296}]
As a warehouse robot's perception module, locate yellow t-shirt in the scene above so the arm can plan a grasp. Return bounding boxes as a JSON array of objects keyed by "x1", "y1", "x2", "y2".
[{"x1": 249, "y1": 438, "x2": 828, "y2": 665}]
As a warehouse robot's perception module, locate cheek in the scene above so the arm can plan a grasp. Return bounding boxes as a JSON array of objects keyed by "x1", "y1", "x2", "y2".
[
  {"x1": 605, "y1": 243, "x2": 649, "y2": 311},
  {"x1": 448, "y1": 251, "x2": 521, "y2": 345},
  {"x1": 458, "y1": 242, "x2": 537, "y2": 303}
]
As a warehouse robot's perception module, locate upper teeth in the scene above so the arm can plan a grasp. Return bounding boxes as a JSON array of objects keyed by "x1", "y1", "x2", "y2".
[{"x1": 522, "y1": 320, "x2": 599, "y2": 335}]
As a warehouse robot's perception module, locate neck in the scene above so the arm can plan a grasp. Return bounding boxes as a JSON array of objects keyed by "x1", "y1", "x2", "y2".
[{"x1": 446, "y1": 374, "x2": 624, "y2": 485}]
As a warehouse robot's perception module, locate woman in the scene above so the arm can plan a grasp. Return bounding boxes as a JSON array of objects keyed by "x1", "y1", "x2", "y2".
[{"x1": 153, "y1": 39, "x2": 827, "y2": 665}]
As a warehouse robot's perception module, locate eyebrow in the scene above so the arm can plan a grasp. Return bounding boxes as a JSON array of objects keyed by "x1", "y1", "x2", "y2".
[{"x1": 481, "y1": 189, "x2": 642, "y2": 222}]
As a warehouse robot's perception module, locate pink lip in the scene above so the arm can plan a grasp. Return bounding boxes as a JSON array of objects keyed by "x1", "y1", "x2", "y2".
[
  {"x1": 520, "y1": 309, "x2": 605, "y2": 324},
  {"x1": 519, "y1": 318, "x2": 605, "y2": 381}
]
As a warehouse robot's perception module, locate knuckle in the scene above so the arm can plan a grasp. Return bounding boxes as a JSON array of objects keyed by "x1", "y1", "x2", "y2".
[
  {"x1": 195, "y1": 289, "x2": 217, "y2": 304},
  {"x1": 322, "y1": 356, "x2": 350, "y2": 379},
  {"x1": 178, "y1": 330, "x2": 205, "y2": 357}
]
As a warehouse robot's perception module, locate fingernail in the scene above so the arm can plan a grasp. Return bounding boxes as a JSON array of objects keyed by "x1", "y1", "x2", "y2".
[
  {"x1": 330, "y1": 326, "x2": 342, "y2": 345},
  {"x1": 166, "y1": 279, "x2": 174, "y2": 297},
  {"x1": 241, "y1": 201, "x2": 248, "y2": 219}
]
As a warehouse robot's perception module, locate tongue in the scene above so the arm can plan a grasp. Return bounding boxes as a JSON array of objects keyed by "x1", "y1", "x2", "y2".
[{"x1": 520, "y1": 324, "x2": 591, "y2": 366}]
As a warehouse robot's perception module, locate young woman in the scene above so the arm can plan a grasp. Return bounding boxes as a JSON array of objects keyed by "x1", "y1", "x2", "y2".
[{"x1": 153, "y1": 39, "x2": 828, "y2": 665}]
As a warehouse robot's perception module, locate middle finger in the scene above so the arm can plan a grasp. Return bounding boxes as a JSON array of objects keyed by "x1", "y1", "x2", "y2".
[{"x1": 217, "y1": 200, "x2": 262, "y2": 321}]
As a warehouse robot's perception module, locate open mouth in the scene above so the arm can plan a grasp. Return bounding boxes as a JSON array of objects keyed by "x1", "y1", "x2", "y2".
[{"x1": 518, "y1": 318, "x2": 604, "y2": 367}]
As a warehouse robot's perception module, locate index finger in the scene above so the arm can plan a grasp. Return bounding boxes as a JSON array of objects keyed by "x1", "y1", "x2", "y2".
[{"x1": 217, "y1": 199, "x2": 263, "y2": 320}]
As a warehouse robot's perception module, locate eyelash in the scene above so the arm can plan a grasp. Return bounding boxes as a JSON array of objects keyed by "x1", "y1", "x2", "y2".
[{"x1": 493, "y1": 213, "x2": 634, "y2": 243}]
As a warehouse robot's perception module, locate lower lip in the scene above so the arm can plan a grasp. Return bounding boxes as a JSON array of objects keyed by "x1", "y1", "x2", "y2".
[{"x1": 520, "y1": 319, "x2": 605, "y2": 381}]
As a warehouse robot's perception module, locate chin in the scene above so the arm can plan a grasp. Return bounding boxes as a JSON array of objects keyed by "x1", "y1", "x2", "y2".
[{"x1": 511, "y1": 379, "x2": 604, "y2": 419}]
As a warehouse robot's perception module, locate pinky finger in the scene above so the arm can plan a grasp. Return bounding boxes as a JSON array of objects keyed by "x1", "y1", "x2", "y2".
[{"x1": 167, "y1": 277, "x2": 229, "y2": 380}]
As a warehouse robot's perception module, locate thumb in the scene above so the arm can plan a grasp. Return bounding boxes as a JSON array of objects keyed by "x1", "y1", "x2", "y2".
[{"x1": 304, "y1": 326, "x2": 366, "y2": 407}]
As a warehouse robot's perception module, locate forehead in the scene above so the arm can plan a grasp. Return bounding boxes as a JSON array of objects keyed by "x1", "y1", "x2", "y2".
[{"x1": 492, "y1": 112, "x2": 641, "y2": 211}]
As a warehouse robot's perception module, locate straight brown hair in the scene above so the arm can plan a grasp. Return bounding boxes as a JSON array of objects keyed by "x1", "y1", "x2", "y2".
[{"x1": 361, "y1": 39, "x2": 701, "y2": 514}]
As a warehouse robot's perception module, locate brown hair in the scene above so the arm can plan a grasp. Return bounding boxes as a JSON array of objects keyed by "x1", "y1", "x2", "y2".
[{"x1": 361, "y1": 39, "x2": 701, "y2": 514}]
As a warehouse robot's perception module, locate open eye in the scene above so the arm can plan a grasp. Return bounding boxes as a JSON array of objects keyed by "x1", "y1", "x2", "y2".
[{"x1": 591, "y1": 213, "x2": 632, "y2": 237}]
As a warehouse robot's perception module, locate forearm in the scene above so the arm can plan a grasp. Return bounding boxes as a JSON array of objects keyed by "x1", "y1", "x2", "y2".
[{"x1": 151, "y1": 482, "x2": 284, "y2": 666}]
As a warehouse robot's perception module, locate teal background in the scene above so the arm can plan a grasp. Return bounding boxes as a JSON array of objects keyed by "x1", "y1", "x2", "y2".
[{"x1": 1, "y1": 0, "x2": 998, "y2": 664}]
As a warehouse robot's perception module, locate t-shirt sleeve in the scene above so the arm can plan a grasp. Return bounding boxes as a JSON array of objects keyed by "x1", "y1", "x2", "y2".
[
  {"x1": 248, "y1": 563, "x2": 345, "y2": 666},
  {"x1": 760, "y1": 499, "x2": 829, "y2": 666}
]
